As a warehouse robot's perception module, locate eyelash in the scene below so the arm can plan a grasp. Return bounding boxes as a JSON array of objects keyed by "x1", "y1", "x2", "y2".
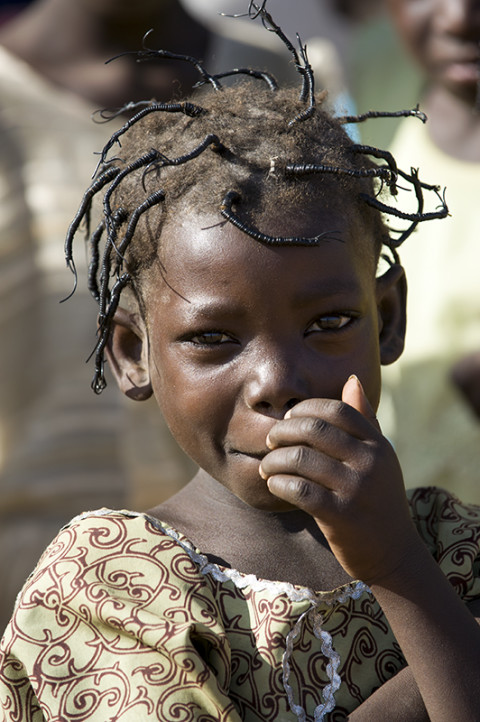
[
  {"x1": 184, "y1": 313, "x2": 357, "y2": 348},
  {"x1": 306, "y1": 313, "x2": 356, "y2": 333},
  {"x1": 186, "y1": 331, "x2": 235, "y2": 347}
]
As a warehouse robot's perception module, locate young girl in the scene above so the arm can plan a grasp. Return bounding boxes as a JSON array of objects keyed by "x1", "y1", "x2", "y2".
[{"x1": 1, "y1": 4, "x2": 480, "y2": 720}]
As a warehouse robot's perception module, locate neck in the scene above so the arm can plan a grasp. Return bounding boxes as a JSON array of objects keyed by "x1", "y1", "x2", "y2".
[
  {"x1": 151, "y1": 470, "x2": 352, "y2": 590},
  {"x1": 424, "y1": 84, "x2": 480, "y2": 162},
  {"x1": 187, "y1": 469, "x2": 324, "y2": 534}
]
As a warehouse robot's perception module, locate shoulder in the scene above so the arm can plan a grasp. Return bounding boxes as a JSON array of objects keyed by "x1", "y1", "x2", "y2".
[
  {"x1": 1, "y1": 509, "x2": 228, "y2": 664},
  {"x1": 0, "y1": 510, "x2": 235, "y2": 721},
  {"x1": 11, "y1": 509, "x2": 217, "y2": 616},
  {"x1": 407, "y1": 487, "x2": 480, "y2": 599}
]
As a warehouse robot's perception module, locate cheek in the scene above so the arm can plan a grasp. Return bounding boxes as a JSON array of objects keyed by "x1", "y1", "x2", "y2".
[
  {"x1": 153, "y1": 382, "x2": 214, "y2": 463},
  {"x1": 153, "y1": 373, "x2": 204, "y2": 432},
  {"x1": 363, "y1": 366, "x2": 382, "y2": 413},
  {"x1": 390, "y1": 3, "x2": 432, "y2": 65},
  {"x1": 351, "y1": 324, "x2": 382, "y2": 410},
  {"x1": 150, "y1": 354, "x2": 231, "y2": 448}
]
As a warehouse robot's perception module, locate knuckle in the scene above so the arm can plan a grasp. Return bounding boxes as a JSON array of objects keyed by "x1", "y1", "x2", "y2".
[
  {"x1": 335, "y1": 399, "x2": 353, "y2": 423},
  {"x1": 315, "y1": 398, "x2": 352, "y2": 427},
  {"x1": 308, "y1": 416, "x2": 329, "y2": 438},
  {"x1": 360, "y1": 440, "x2": 386, "y2": 471},
  {"x1": 288, "y1": 477, "x2": 315, "y2": 505},
  {"x1": 287, "y1": 445, "x2": 309, "y2": 470},
  {"x1": 324, "y1": 398, "x2": 342, "y2": 417}
]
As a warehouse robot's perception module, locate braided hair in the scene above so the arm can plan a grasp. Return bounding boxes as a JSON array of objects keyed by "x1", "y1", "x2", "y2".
[{"x1": 64, "y1": 1, "x2": 448, "y2": 394}]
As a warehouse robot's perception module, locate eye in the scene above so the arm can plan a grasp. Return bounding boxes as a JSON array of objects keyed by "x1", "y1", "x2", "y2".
[
  {"x1": 306, "y1": 313, "x2": 354, "y2": 333},
  {"x1": 187, "y1": 331, "x2": 234, "y2": 346}
]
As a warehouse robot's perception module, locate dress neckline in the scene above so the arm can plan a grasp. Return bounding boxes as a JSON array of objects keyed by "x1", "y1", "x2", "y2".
[{"x1": 71, "y1": 507, "x2": 370, "y2": 605}]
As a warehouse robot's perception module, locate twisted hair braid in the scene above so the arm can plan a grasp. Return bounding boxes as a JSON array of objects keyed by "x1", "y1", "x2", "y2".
[{"x1": 65, "y1": 2, "x2": 447, "y2": 393}]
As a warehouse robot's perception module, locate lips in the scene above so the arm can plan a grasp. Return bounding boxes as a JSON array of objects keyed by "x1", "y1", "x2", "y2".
[
  {"x1": 434, "y1": 41, "x2": 480, "y2": 73},
  {"x1": 228, "y1": 448, "x2": 269, "y2": 461},
  {"x1": 444, "y1": 59, "x2": 480, "y2": 84}
]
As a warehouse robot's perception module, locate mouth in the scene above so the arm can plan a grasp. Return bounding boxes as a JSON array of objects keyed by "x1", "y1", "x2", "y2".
[
  {"x1": 228, "y1": 448, "x2": 269, "y2": 461},
  {"x1": 436, "y1": 43, "x2": 480, "y2": 82},
  {"x1": 444, "y1": 59, "x2": 480, "y2": 84}
]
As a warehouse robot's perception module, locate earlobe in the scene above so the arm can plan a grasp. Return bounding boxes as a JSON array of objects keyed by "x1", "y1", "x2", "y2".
[
  {"x1": 105, "y1": 307, "x2": 153, "y2": 401},
  {"x1": 376, "y1": 263, "x2": 407, "y2": 366}
]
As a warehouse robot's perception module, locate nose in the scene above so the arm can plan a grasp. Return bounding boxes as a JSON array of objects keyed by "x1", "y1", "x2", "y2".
[
  {"x1": 243, "y1": 343, "x2": 310, "y2": 418},
  {"x1": 436, "y1": 0, "x2": 480, "y2": 37}
]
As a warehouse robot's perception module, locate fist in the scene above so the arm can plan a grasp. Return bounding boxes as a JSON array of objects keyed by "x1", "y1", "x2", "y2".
[{"x1": 260, "y1": 376, "x2": 418, "y2": 583}]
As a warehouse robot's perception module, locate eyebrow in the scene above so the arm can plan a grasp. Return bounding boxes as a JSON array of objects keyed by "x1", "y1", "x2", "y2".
[
  {"x1": 181, "y1": 279, "x2": 364, "y2": 320},
  {"x1": 293, "y1": 278, "x2": 364, "y2": 305}
]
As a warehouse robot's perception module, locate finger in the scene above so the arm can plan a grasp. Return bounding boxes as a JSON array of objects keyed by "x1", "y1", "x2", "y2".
[
  {"x1": 260, "y1": 445, "x2": 348, "y2": 490},
  {"x1": 341, "y1": 375, "x2": 381, "y2": 432},
  {"x1": 273, "y1": 395, "x2": 380, "y2": 444},
  {"x1": 266, "y1": 473, "x2": 334, "y2": 515},
  {"x1": 266, "y1": 415, "x2": 362, "y2": 462}
]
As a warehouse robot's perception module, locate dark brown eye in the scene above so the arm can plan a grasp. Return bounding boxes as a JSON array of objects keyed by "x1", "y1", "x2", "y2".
[
  {"x1": 190, "y1": 331, "x2": 231, "y2": 345},
  {"x1": 307, "y1": 314, "x2": 353, "y2": 332}
]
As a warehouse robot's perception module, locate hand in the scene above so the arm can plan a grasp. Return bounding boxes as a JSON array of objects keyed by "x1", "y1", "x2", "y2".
[{"x1": 259, "y1": 375, "x2": 419, "y2": 583}]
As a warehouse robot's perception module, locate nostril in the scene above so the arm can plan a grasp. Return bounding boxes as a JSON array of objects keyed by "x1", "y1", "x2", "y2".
[
  {"x1": 285, "y1": 398, "x2": 299, "y2": 411},
  {"x1": 252, "y1": 398, "x2": 300, "y2": 417}
]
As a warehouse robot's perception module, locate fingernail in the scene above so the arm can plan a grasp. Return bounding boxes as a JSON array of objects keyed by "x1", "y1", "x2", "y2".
[
  {"x1": 266, "y1": 433, "x2": 273, "y2": 449},
  {"x1": 284, "y1": 409, "x2": 292, "y2": 419},
  {"x1": 259, "y1": 464, "x2": 268, "y2": 480},
  {"x1": 348, "y1": 374, "x2": 364, "y2": 391}
]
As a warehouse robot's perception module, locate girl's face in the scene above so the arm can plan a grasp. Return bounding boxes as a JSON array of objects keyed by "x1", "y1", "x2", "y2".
[
  {"x1": 116, "y1": 205, "x2": 404, "y2": 511},
  {"x1": 387, "y1": 0, "x2": 480, "y2": 104}
]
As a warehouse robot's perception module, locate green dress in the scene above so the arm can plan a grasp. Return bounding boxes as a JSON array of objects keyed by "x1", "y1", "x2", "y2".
[{"x1": 1, "y1": 487, "x2": 480, "y2": 721}]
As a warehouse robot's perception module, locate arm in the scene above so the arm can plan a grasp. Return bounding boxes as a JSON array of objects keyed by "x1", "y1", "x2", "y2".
[
  {"x1": 260, "y1": 376, "x2": 480, "y2": 721},
  {"x1": 348, "y1": 666, "x2": 427, "y2": 721},
  {"x1": 348, "y1": 599, "x2": 480, "y2": 721},
  {"x1": 365, "y1": 542, "x2": 480, "y2": 720}
]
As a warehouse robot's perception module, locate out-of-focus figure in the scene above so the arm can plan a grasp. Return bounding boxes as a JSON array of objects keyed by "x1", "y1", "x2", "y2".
[
  {"x1": 0, "y1": 0, "x2": 205, "y2": 631},
  {"x1": 182, "y1": 0, "x2": 363, "y2": 123},
  {"x1": 379, "y1": 0, "x2": 480, "y2": 504}
]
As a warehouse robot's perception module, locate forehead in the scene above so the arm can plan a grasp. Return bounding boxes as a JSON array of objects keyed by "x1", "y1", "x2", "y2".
[{"x1": 143, "y1": 203, "x2": 377, "y2": 311}]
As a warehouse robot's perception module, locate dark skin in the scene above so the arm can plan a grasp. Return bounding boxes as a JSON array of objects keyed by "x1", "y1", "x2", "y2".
[
  {"x1": 387, "y1": 0, "x2": 480, "y2": 421},
  {"x1": 0, "y1": 0, "x2": 210, "y2": 108},
  {"x1": 387, "y1": 0, "x2": 480, "y2": 162},
  {"x1": 107, "y1": 200, "x2": 480, "y2": 720}
]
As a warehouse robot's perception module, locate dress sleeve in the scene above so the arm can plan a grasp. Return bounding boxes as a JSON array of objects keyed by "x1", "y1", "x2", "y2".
[
  {"x1": 408, "y1": 486, "x2": 480, "y2": 601},
  {"x1": 0, "y1": 511, "x2": 242, "y2": 722}
]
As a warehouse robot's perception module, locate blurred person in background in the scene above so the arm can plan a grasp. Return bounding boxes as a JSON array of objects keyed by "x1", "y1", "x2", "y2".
[
  {"x1": 184, "y1": 0, "x2": 417, "y2": 150},
  {"x1": 0, "y1": 0, "x2": 205, "y2": 631},
  {"x1": 378, "y1": 0, "x2": 480, "y2": 504},
  {"x1": 344, "y1": 0, "x2": 423, "y2": 149},
  {"x1": 181, "y1": 0, "x2": 371, "y2": 129}
]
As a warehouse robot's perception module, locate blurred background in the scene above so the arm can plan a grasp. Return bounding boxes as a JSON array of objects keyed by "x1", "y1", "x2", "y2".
[{"x1": 0, "y1": 0, "x2": 478, "y2": 633}]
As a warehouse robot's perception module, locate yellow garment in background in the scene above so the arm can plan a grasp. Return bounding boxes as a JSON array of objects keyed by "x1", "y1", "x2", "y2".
[{"x1": 379, "y1": 117, "x2": 480, "y2": 504}]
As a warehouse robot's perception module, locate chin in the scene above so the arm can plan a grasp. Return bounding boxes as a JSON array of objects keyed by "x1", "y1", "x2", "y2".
[{"x1": 240, "y1": 487, "x2": 297, "y2": 514}]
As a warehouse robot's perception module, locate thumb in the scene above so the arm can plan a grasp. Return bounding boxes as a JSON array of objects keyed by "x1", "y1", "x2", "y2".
[{"x1": 342, "y1": 375, "x2": 381, "y2": 431}]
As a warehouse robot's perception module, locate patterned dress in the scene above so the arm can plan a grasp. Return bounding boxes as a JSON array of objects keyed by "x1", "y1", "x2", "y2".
[{"x1": 1, "y1": 487, "x2": 480, "y2": 721}]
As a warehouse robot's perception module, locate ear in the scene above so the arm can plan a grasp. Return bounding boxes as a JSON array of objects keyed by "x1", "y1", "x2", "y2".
[
  {"x1": 105, "y1": 307, "x2": 153, "y2": 401},
  {"x1": 375, "y1": 263, "x2": 407, "y2": 366}
]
